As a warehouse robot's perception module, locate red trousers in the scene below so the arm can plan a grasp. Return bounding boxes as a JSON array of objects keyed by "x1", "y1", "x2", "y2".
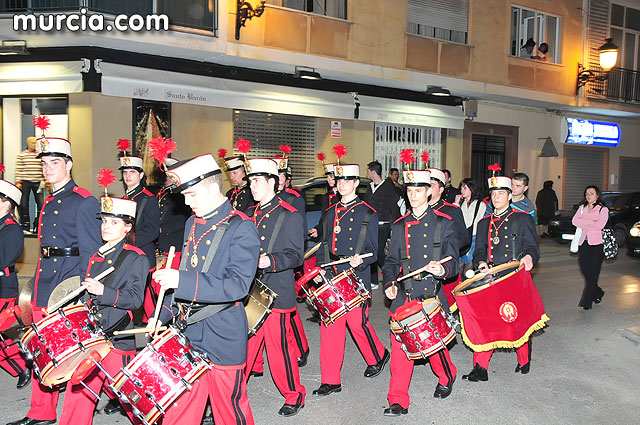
[
  {"x1": 245, "y1": 308, "x2": 306, "y2": 406},
  {"x1": 143, "y1": 252, "x2": 181, "y2": 322},
  {"x1": 0, "y1": 298, "x2": 27, "y2": 377},
  {"x1": 387, "y1": 334, "x2": 456, "y2": 409},
  {"x1": 163, "y1": 364, "x2": 254, "y2": 425},
  {"x1": 473, "y1": 342, "x2": 530, "y2": 369},
  {"x1": 58, "y1": 348, "x2": 137, "y2": 425},
  {"x1": 27, "y1": 306, "x2": 59, "y2": 421},
  {"x1": 319, "y1": 303, "x2": 386, "y2": 385}
]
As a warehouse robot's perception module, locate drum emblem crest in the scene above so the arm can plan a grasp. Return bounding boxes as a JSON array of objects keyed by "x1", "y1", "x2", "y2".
[{"x1": 499, "y1": 301, "x2": 518, "y2": 323}]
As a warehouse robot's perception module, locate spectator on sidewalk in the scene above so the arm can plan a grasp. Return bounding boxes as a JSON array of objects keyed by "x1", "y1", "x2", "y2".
[
  {"x1": 457, "y1": 178, "x2": 486, "y2": 273},
  {"x1": 442, "y1": 169, "x2": 460, "y2": 203},
  {"x1": 536, "y1": 180, "x2": 558, "y2": 237}
]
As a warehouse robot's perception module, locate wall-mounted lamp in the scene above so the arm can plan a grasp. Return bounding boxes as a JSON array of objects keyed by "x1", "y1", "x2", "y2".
[
  {"x1": 236, "y1": 1, "x2": 266, "y2": 41},
  {"x1": 426, "y1": 85, "x2": 451, "y2": 97},
  {"x1": 294, "y1": 66, "x2": 322, "y2": 80},
  {"x1": 576, "y1": 38, "x2": 618, "y2": 94},
  {"x1": 0, "y1": 40, "x2": 28, "y2": 55}
]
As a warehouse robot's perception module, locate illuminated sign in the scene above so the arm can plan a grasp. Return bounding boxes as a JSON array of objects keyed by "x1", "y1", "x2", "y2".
[{"x1": 565, "y1": 118, "x2": 620, "y2": 147}]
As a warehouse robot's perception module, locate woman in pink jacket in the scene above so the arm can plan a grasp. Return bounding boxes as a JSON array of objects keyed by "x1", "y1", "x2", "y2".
[{"x1": 572, "y1": 186, "x2": 608, "y2": 310}]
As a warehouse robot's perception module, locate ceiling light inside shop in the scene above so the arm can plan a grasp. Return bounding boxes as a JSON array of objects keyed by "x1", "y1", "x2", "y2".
[
  {"x1": 294, "y1": 66, "x2": 322, "y2": 80},
  {"x1": 0, "y1": 40, "x2": 28, "y2": 55},
  {"x1": 426, "y1": 86, "x2": 451, "y2": 96}
]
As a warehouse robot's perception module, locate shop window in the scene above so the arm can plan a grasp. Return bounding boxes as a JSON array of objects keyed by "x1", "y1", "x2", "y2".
[
  {"x1": 132, "y1": 99, "x2": 171, "y2": 188},
  {"x1": 266, "y1": 0, "x2": 347, "y2": 19},
  {"x1": 407, "y1": 0, "x2": 468, "y2": 44},
  {"x1": 374, "y1": 123, "x2": 442, "y2": 183},
  {"x1": 510, "y1": 6, "x2": 560, "y2": 63},
  {"x1": 233, "y1": 110, "x2": 317, "y2": 178}
]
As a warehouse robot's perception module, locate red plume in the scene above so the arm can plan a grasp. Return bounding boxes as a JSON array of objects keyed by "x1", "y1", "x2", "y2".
[
  {"x1": 420, "y1": 151, "x2": 430, "y2": 166},
  {"x1": 275, "y1": 153, "x2": 283, "y2": 159},
  {"x1": 332, "y1": 144, "x2": 347, "y2": 160},
  {"x1": 96, "y1": 168, "x2": 116, "y2": 192},
  {"x1": 399, "y1": 149, "x2": 416, "y2": 165},
  {"x1": 488, "y1": 163, "x2": 502, "y2": 173},
  {"x1": 217, "y1": 148, "x2": 227, "y2": 159},
  {"x1": 148, "y1": 137, "x2": 177, "y2": 166},
  {"x1": 33, "y1": 115, "x2": 51, "y2": 132},
  {"x1": 279, "y1": 144, "x2": 292, "y2": 156},
  {"x1": 117, "y1": 139, "x2": 131, "y2": 153},
  {"x1": 235, "y1": 138, "x2": 252, "y2": 154},
  {"x1": 316, "y1": 153, "x2": 326, "y2": 162},
  {"x1": 0, "y1": 163, "x2": 5, "y2": 174}
]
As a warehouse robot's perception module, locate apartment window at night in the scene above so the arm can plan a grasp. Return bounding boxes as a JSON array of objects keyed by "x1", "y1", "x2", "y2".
[
  {"x1": 510, "y1": 6, "x2": 560, "y2": 63},
  {"x1": 268, "y1": 0, "x2": 347, "y2": 19},
  {"x1": 407, "y1": 0, "x2": 469, "y2": 44}
]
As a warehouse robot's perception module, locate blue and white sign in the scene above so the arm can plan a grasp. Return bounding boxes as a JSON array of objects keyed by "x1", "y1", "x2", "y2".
[{"x1": 565, "y1": 118, "x2": 620, "y2": 147}]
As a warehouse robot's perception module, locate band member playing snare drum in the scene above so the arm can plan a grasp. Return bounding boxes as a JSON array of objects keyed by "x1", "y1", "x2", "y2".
[
  {"x1": 152, "y1": 154, "x2": 259, "y2": 425},
  {"x1": 313, "y1": 162, "x2": 389, "y2": 397},
  {"x1": 57, "y1": 193, "x2": 146, "y2": 425},
  {"x1": 243, "y1": 157, "x2": 306, "y2": 418},
  {"x1": 462, "y1": 170, "x2": 539, "y2": 382},
  {"x1": 382, "y1": 166, "x2": 459, "y2": 416}
]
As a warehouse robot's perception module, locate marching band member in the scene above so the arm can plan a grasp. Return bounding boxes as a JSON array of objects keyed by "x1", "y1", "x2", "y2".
[
  {"x1": 313, "y1": 160, "x2": 388, "y2": 397},
  {"x1": 243, "y1": 157, "x2": 306, "y2": 417},
  {"x1": 463, "y1": 168, "x2": 540, "y2": 382},
  {"x1": 308, "y1": 154, "x2": 340, "y2": 240},
  {"x1": 152, "y1": 154, "x2": 258, "y2": 425},
  {"x1": 156, "y1": 158, "x2": 191, "y2": 254},
  {"x1": 8, "y1": 117, "x2": 102, "y2": 425},
  {"x1": 0, "y1": 170, "x2": 30, "y2": 389},
  {"x1": 220, "y1": 150, "x2": 255, "y2": 213},
  {"x1": 58, "y1": 175, "x2": 146, "y2": 425},
  {"x1": 382, "y1": 164, "x2": 459, "y2": 416}
]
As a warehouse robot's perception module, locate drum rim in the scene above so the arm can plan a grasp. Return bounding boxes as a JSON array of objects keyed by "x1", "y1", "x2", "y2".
[{"x1": 453, "y1": 262, "x2": 523, "y2": 296}]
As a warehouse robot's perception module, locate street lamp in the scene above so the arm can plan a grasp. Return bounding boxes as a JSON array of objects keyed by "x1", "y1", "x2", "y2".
[
  {"x1": 236, "y1": 1, "x2": 266, "y2": 40},
  {"x1": 576, "y1": 38, "x2": 619, "y2": 94}
]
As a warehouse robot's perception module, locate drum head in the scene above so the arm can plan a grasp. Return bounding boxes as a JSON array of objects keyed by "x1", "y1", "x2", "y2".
[
  {"x1": 41, "y1": 340, "x2": 112, "y2": 387},
  {"x1": 18, "y1": 278, "x2": 33, "y2": 326},
  {"x1": 48, "y1": 276, "x2": 82, "y2": 309}
]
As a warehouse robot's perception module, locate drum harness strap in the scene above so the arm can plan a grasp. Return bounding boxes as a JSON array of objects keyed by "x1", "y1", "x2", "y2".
[
  {"x1": 0, "y1": 222, "x2": 16, "y2": 276},
  {"x1": 323, "y1": 208, "x2": 373, "y2": 274},
  {"x1": 400, "y1": 215, "x2": 443, "y2": 301},
  {"x1": 134, "y1": 196, "x2": 149, "y2": 228},
  {"x1": 174, "y1": 215, "x2": 239, "y2": 330},
  {"x1": 91, "y1": 248, "x2": 132, "y2": 337}
]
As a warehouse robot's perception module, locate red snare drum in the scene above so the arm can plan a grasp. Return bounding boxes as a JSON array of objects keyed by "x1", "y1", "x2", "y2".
[
  {"x1": 303, "y1": 268, "x2": 370, "y2": 326},
  {"x1": 389, "y1": 298, "x2": 457, "y2": 360},
  {"x1": 20, "y1": 304, "x2": 112, "y2": 387},
  {"x1": 110, "y1": 327, "x2": 211, "y2": 425}
]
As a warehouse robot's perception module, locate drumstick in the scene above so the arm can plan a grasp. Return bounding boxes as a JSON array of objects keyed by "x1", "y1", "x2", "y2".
[
  {"x1": 151, "y1": 246, "x2": 175, "y2": 336},
  {"x1": 397, "y1": 256, "x2": 453, "y2": 281},
  {"x1": 47, "y1": 267, "x2": 115, "y2": 313},
  {"x1": 320, "y1": 252, "x2": 373, "y2": 268},
  {"x1": 303, "y1": 243, "x2": 321, "y2": 260},
  {"x1": 113, "y1": 326, "x2": 167, "y2": 336}
]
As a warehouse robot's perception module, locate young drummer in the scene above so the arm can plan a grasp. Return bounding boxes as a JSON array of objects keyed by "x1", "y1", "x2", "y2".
[
  {"x1": 382, "y1": 165, "x2": 459, "y2": 416},
  {"x1": 58, "y1": 175, "x2": 146, "y2": 425},
  {"x1": 0, "y1": 171, "x2": 30, "y2": 389}
]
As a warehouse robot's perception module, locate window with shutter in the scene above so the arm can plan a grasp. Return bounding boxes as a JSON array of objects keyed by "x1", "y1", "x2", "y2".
[
  {"x1": 407, "y1": 0, "x2": 469, "y2": 44},
  {"x1": 510, "y1": 5, "x2": 561, "y2": 63},
  {"x1": 233, "y1": 110, "x2": 318, "y2": 178},
  {"x1": 266, "y1": 0, "x2": 347, "y2": 19}
]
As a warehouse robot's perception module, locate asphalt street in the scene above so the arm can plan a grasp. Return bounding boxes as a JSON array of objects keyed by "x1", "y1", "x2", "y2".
[{"x1": 2, "y1": 238, "x2": 639, "y2": 424}]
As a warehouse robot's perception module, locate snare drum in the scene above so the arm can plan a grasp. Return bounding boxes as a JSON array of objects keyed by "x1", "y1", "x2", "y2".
[
  {"x1": 306, "y1": 268, "x2": 370, "y2": 326},
  {"x1": 110, "y1": 327, "x2": 211, "y2": 425},
  {"x1": 389, "y1": 298, "x2": 456, "y2": 360},
  {"x1": 244, "y1": 278, "x2": 277, "y2": 336},
  {"x1": 20, "y1": 304, "x2": 112, "y2": 387}
]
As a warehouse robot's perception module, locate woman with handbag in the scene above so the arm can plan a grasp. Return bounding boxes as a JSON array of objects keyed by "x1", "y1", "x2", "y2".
[
  {"x1": 457, "y1": 178, "x2": 486, "y2": 274},
  {"x1": 572, "y1": 185, "x2": 608, "y2": 310}
]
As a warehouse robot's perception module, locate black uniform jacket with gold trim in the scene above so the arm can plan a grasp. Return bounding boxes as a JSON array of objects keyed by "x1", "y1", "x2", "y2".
[
  {"x1": 311, "y1": 189, "x2": 340, "y2": 240},
  {"x1": 225, "y1": 184, "x2": 255, "y2": 214},
  {"x1": 383, "y1": 207, "x2": 458, "y2": 313},
  {"x1": 84, "y1": 240, "x2": 146, "y2": 351},
  {"x1": 316, "y1": 197, "x2": 379, "y2": 291},
  {"x1": 124, "y1": 184, "x2": 160, "y2": 268},
  {"x1": 473, "y1": 206, "x2": 540, "y2": 272},
  {"x1": 159, "y1": 200, "x2": 259, "y2": 366},
  {"x1": 277, "y1": 187, "x2": 306, "y2": 230},
  {"x1": 250, "y1": 196, "x2": 304, "y2": 310},
  {"x1": 0, "y1": 215, "x2": 23, "y2": 299},
  {"x1": 157, "y1": 186, "x2": 191, "y2": 253},
  {"x1": 34, "y1": 180, "x2": 102, "y2": 307},
  {"x1": 431, "y1": 198, "x2": 470, "y2": 254}
]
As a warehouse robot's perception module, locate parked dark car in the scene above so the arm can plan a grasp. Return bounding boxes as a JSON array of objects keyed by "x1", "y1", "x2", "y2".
[
  {"x1": 628, "y1": 220, "x2": 640, "y2": 258},
  {"x1": 548, "y1": 191, "x2": 640, "y2": 247}
]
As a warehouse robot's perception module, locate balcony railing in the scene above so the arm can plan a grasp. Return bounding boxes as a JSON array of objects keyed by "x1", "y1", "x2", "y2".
[
  {"x1": 1, "y1": 0, "x2": 217, "y2": 32},
  {"x1": 585, "y1": 66, "x2": 640, "y2": 104}
]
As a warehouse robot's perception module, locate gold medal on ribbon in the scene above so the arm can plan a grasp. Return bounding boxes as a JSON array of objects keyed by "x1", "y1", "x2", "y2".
[
  {"x1": 334, "y1": 225, "x2": 341, "y2": 234},
  {"x1": 493, "y1": 236, "x2": 500, "y2": 244},
  {"x1": 191, "y1": 253, "x2": 198, "y2": 268}
]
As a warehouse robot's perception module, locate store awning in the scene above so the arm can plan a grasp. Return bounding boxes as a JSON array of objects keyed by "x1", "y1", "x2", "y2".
[
  {"x1": 100, "y1": 62, "x2": 464, "y2": 129},
  {"x1": 0, "y1": 61, "x2": 84, "y2": 95}
]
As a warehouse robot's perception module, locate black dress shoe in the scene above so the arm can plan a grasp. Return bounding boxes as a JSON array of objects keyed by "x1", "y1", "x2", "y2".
[
  {"x1": 462, "y1": 364, "x2": 488, "y2": 382},
  {"x1": 433, "y1": 377, "x2": 455, "y2": 398},
  {"x1": 296, "y1": 297, "x2": 305, "y2": 303},
  {"x1": 6, "y1": 418, "x2": 55, "y2": 425},
  {"x1": 297, "y1": 349, "x2": 310, "y2": 368},
  {"x1": 16, "y1": 368, "x2": 31, "y2": 389},
  {"x1": 582, "y1": 306, "x2": 592, "y2": 310},
  {"x1": 594, "y1": 291, "x2": 604, "y2": 304},
  {"x1": 383, "y1": 403, "x2": 408, "y2": 416},
  {"x1": 103, "y1": 398, "x2": 124, "y2": 415},
  {"x1": 312, "y1": 383, "x2": 342, "y2": 396},
  {"x1": 249, "y1": 371, "x2": 263, "y2": 378},
  {"x1": 278, "y1": 403, "x2": 304, "y2": 417},
  {"x1": 364, "y1": 349, "x2": 390, "y2": 378},
  {"x1": 515, "y1": 362, "x2": 530, "y2": 374},
  {"x1": 201, "y1": 414, "x2": 213, "y2": 425}
]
